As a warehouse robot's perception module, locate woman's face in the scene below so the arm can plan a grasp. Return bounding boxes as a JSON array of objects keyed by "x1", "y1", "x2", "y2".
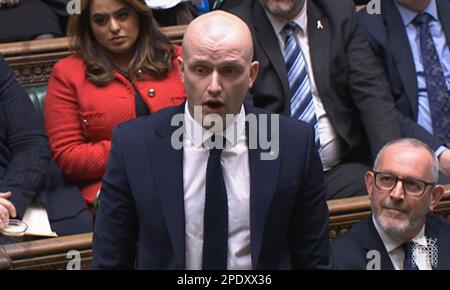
[{"x1": 90, "y1": 0, "x2": 140, "y2": 60}]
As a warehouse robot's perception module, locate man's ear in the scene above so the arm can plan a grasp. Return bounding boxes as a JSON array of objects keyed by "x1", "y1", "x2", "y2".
[
  {"x1": 429, "y1": 184, "x2": 444, "y2": 211},
  {"x1": 178, "y1": 56, "x2": 184, "y2": 82},
  {"x1": 249, "y1": 60, "x2": 259, "y2": 88},
  {"x1": 365, "y1": 171, "x2": 374, "y2": 200}
]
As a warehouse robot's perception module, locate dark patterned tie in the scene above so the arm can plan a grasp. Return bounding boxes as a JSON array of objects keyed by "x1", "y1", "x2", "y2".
[
  {"x1": 402, "y1": 241, "x2": 419, "y2": 270},
  {"x1": 202, "y1": 143, "x2": 228, "y2": 270},
  {"x1": 413, "y1": 13, "x2": 450, "y2": 146}
]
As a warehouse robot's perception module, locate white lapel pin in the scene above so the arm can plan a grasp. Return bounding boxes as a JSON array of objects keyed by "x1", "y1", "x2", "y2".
[{"x1": 317, "y1": 20, "x2": 324, "y2": 30}]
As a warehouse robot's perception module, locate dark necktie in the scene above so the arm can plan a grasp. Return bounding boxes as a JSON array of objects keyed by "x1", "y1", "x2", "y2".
[
  {"x1": 202, "y1": 146, "x2": 228, "y2": 270},
  {"x1": 413, "y1": 13, "x2": 450, "y2": 145},
  {"x1": 402, "y1": 241, "x2": 419, "y2": 270},
  {"x1": 283, "y1": 22, "x2": 321, "y2": 155}
]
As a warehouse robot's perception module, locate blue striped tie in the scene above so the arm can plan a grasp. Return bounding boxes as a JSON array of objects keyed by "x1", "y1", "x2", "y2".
[{"x1": 283, "y1": 22, "x2": 321, "y2": 154}]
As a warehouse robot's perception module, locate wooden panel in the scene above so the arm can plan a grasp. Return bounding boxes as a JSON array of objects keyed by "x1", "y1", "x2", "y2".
[{"x1": 0, "y1": 233, "x2": 92, "y2": 270}]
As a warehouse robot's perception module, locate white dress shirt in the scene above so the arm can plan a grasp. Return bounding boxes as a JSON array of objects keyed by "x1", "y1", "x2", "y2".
[
  {"x1": 183, "y1": 102, "x2": 252, "y2": 270},
  {"x1": 373, "y1": 216, "x2": 432, "y2": 270},
  {"x1": 264, "y1": 2, "x2": 343, "y2": 171}
]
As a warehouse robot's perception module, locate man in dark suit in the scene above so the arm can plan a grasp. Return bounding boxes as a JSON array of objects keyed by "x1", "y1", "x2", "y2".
[
  {"x1": 221, "y1": 0, "x2": 402, "y2": 199},
  {"x1": 357, "y1": 0, "x2": 450, "y2": 183},
  {"x1": 332, "y1": 138, "x2": 450, "y2": 270},
  {"x1": 0, "y1": 54, "x2": 91, "y2": 241},
  {"x1": 92, "y1": 10, "x2": 331, "y2": 270}
]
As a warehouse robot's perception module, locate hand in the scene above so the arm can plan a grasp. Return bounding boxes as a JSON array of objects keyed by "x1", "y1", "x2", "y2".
[
  {"x1": 438, "y1": 149, "x2": 450, "y2": 177},
  {"x1": 0, "y1": 192, "x2": 17, "y2": 230}
]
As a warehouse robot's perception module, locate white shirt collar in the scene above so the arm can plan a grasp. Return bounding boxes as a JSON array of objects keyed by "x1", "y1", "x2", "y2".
[
  {"x1": 184, "y1": 102, "x2": 246, "y2": 149},
  {"x1": 372, "y1": 215, "x2": 427, "y2": 254},
  {"x1": 395, "y1": 0, "x2": 438, "y2": 27}
]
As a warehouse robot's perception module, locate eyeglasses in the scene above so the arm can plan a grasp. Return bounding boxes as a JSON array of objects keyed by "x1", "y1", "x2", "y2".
[{"x1": 372, "y1": 171, "x2": 435, "y2": 197}]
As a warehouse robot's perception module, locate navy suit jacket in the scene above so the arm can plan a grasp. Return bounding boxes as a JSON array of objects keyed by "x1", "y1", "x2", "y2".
[
  {"x1": 222, "y1": 0, "x2": 401, "y2": 163},
  {"x1": 357, "y1": 0, "x2": 450, "y2": 151},
  {"x1": 0, "y1": 54, "x2": 90, "y2": 235},
  {"x1": 331, "y1": 214, "x2": 450, "y2": 270},
  {"x1": 92, "y1": 104, "x2": 332, "y2": 269}
]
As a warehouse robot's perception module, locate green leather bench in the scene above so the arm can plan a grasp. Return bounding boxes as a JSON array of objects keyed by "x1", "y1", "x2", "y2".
[{"x1": 26, "y1": 86, "x2": 47, "y2": 123}]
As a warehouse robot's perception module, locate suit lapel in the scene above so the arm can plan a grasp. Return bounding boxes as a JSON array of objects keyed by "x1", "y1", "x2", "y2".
[
  {"x1": 149, "y1": 105, "x2": 186, "y2": 269},
  {"x1": 383, "y1": 0, "x2": 419, "y2": 117},
  {"x1": 363, "y1": 217, "x2": 396, "y2": 270},
  {"x1": 437, "y1": 0, "x2": 450, "y2": 48},
  {"x1": 425, "y1": 215, "x2": 450, "y2": 270},
  {"x1": 252, "y1": 1, "x2": 291, "y2": 107},
  {"x1": 307, "y1": 0, "x2": 330, "y2": 103},
  {"x1": 245, "y1": 106, "x2": 280, "y2": 269}
]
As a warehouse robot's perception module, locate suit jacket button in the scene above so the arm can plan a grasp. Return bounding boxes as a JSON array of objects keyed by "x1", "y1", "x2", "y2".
[
  {"x1": 82, "y1": 119, "x2": 88, "y2": 125},
  {"x1": 148, "y1": 88, "x2": 156, "y2": 97}
]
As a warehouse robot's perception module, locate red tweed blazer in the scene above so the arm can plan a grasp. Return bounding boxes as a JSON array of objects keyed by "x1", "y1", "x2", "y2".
[{"x1": 45, "y1": 46, "x2": 186, "y2": 205}]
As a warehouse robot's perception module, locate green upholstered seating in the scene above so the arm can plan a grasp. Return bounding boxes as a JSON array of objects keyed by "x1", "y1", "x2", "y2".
[{"x1": 26, "y1": 86, "x2": 47, "y2": 123}]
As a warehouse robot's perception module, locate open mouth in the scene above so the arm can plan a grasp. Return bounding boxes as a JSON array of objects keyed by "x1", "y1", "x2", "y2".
[{"x1": 203, "y1": 100, "x2": 224, "y2": 109}]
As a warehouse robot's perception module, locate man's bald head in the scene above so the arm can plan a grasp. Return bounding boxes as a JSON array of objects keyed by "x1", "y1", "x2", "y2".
[{"x1": 182, "y1": 10, "x2": 254, "y2": 62}]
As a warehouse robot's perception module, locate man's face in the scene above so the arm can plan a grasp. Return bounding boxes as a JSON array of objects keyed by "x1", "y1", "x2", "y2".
[
  {"x1": 259, "y1": 0, "x2": 304, "y2": 20},
  {"x1": 366, "y1": 145, "x2": 441, "y2": 240},
  {"x1": 180, "y1": 36, "x2": 258, "y2": 126}
]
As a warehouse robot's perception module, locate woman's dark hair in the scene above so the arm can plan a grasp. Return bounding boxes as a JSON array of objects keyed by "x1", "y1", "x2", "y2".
[{"x1": 67, "y1": 0, "x2": 175, "y2": 86}]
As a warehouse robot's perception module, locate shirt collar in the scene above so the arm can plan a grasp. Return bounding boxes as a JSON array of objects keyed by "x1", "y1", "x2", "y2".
[
  {"x1": 395, "y1": 0, "x2": 438, "y2": 27},
  {"x1": 184, "y1": 102, "x2": 246, "y2": 149},
  {"x1": 264, "y1": 0, "x2": 308, "y2": 38},
  {"x1": 372, "y1": 215, "x2": 427, "y2": 253}
]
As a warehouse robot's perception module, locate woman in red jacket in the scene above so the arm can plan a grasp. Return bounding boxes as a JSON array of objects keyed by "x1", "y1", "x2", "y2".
[{"x1": 45, "y1": 0, "x2": 186, "y2": 206}]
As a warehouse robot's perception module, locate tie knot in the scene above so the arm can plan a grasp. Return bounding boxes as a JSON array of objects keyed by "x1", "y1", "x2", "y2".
[
  {"x1": 413, "y1": 13, "x2": 433, "y2": 26},
  {"x1": 204, "y1": 134, "x2": 225, "y2": 154},
  {"x1": 283, "y1": 22, "x2": 297, "y2": 37}
]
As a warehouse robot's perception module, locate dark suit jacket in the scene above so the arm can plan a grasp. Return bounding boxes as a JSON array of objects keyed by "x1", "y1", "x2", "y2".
[
  {"x1": 331, "y1": 214, "x2": 450, "y2": 270},
  {"x1": 222, "y1": 0, "x2": 401, "y2": 163},
  {"x1": 0, "y1": 54, "x2": 91, "y2": 235},
  {"x1": 92, "y1": 104, "x2": 332, "y2": 269},
  {"x1": 357, "y1": 0, "x2": 450, "y2": 151}
]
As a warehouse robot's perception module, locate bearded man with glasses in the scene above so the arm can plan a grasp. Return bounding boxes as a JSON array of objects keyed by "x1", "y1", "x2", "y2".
[{"x1": 332, "y1": 138, "x2": 450, "y2": 270}]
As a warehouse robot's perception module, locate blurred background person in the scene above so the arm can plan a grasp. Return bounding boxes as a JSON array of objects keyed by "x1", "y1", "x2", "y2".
[
  {"x1": 145, "y1": 0, "x2": 223, "y2": 26},
  {"x1": 44, "y1": 0, "x2": 186, "y2": 207},
  {"x1": 0, "y1": 0, "x2": 70, "y2": 43},
  {"x1": 0, "y1": 54, "x2": 91, "y2": 242}
]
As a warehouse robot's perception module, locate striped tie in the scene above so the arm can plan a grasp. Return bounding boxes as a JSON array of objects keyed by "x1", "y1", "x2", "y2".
[{"x1": 283, "y1": 22, "x2": 321, "y2": 154}]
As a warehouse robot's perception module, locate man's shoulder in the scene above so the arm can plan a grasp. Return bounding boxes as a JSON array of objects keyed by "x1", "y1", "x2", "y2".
[
  {"x1": 314, "y1": 0, "x2": 355, "y2": 12},
  {"x1": 331, "y1": 217, "x2": 373, "y2": 269},
  {"x1": 312, "y1": 0, "x2": 355, "y2": 20},
  {"x1": 332, "y1": 217, "x2": 370, "y2": 248},
  {"x1": 114, "y1": 104, "x2": 183, "y2": 138},
  {"x1": 356, "y1": 2, "x2": 385, "y2": 32},
  {"x1": 428, "y1": 213, "x2": 450, "y2": 231}
]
